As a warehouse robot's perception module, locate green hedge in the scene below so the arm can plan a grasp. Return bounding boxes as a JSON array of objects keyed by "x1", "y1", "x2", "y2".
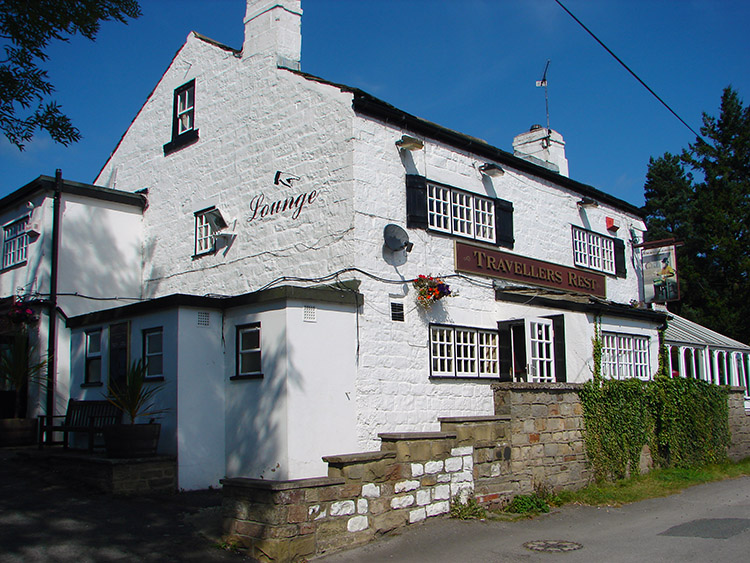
[{"x1": 580, "y1": 377, "x2": 730, "y2": 482}]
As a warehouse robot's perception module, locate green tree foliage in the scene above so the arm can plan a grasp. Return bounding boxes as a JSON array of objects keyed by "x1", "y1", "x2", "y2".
[
  {"x1": 644, "y1": 87, "x2": 750, "y2": 343},
  {"x1": 0, "y1": 0, "x2": 141, "y2": 149}
]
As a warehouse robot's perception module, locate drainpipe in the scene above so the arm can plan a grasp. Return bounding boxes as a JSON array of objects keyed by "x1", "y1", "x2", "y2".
[{"x1": 45, "y1": 169, "x2": 62, "y2": 441}]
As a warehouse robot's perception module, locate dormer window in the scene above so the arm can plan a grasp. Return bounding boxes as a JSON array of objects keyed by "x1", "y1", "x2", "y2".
[{"x1": 163, "y1": 79, "x2": 199, "y2": 155}]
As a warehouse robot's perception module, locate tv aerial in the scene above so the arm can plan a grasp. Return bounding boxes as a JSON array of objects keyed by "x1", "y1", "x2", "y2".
[
  {"x1": 536, "y1": 59, "x2": 551, "y2": 135},
  {"x1": 383, "y1": 224, "x2": 413, "y2": 253}
]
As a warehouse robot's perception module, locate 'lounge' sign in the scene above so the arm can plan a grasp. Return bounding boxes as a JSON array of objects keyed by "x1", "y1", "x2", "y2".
[
  {"x1": 247, "y1": 190, "x2": 318, "y2": 223},
  {"x1": 455, "y1": 241, "x2": 606, "y2": 298}
]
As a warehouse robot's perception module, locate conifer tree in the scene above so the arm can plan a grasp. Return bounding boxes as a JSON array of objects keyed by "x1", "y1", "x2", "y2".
[{"x1": 644, "y1": 87, "x2": 750, "y2": 343}]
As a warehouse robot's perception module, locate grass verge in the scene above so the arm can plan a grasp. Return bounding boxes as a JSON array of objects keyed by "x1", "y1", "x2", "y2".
[{"x1": 555, "y1": 457, "x2": 750, "y2": 507}]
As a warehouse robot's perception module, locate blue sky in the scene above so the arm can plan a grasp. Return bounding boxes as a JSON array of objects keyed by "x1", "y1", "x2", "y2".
[{"x1": 1, "y1": 0, "x2": 749, "y2": 206}]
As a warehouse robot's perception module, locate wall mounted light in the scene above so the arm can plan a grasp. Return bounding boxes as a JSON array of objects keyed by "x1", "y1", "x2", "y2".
[
  {"x1": 395, "y1": 135, "x2": 424, "y2": 151},
  {"x1": 479, "y1": 163, "x2": 504, "y2": 177},
  {"x1": 577, "y1": 197, "x2": 598, "y2": 208}
]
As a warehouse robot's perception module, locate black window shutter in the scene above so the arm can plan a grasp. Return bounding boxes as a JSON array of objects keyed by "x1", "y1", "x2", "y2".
[
  {"x1": 497, "y1": 321, "x2": 513, "y2": 382},
  {"x1": 614, "y1": 238, "x2": 627, "y2": 278},
  {"x1": 495, "y1": 198, "x2": 514, "y2": 248},
  {"x1": 405, "y1": 175, "x2": 428, "y2": 229},
  {"x1": 545, "y1": 315, "x2": 567, "y2": 383}
]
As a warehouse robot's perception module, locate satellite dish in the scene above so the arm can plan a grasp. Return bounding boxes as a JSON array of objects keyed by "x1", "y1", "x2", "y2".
[{"x1": 384, "y1": 224, "x2": 413, "y2": 252}]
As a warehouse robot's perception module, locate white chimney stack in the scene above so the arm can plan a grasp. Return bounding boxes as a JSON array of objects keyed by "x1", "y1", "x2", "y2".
[
  {"x1": 243, "y1": 0, "x2": 303, "y2": 69},
  {"x1": 512, "y1": 125, "x2": 569, "y2": 177}
]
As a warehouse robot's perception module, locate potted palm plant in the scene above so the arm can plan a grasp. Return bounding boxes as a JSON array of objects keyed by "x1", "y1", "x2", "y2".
[
  {"x1": 0, "y1": 329, "x2": 48, "y2": 446},
  {"x1": 102, "y1": 359, "x2": 166, "y2": 458}
]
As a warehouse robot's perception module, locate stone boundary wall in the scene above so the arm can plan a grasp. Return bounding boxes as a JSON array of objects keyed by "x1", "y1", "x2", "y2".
[
  {"x1": 491, "y1": 382, "x2": 590, "y2": 495},
  {"x1": 221, "y1": 417, "x2": 511, "y2": 562},
  {"x1": 728, "y1": 387, "x2": 750, "y2": 461},
  {"x1": 221, "y1": 382, "x2": 750, "y2": 562}
]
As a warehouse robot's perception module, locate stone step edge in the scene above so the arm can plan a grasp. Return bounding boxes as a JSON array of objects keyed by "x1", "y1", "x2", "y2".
[{"x1": 322, "y1": 450, "x2": 396, "y2": 465}]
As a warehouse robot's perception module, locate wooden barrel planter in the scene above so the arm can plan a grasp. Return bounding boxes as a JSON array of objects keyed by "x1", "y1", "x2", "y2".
[{"x1": 0, "y1": 418, "x2": 38, "y2": 447}]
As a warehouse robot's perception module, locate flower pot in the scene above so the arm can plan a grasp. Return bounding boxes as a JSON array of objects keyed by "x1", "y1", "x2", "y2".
[
  {"x1": 103, "y1": 423, "x2": 161, "y2": 458},
  {"x1": 0, "y1": 418, "x2": 38, "y2": 447}
]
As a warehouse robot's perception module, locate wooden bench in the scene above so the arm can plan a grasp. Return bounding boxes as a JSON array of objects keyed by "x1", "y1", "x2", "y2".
[{"x1": 38, "y1": 399, "x2": 123, "y2": 452}]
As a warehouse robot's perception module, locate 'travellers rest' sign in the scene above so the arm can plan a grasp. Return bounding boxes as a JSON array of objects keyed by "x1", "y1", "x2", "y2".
[
  {"x1": 455, "y1": 241, "x2": 606, "y2": 298},
  {"x1": 247, "y1": 190, "x2": 318, "y2": 223}
]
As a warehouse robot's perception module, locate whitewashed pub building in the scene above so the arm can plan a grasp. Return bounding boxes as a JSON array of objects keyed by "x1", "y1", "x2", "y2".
[{"x1": 1, "y1": 1, "x2": 748, "y2": 489}]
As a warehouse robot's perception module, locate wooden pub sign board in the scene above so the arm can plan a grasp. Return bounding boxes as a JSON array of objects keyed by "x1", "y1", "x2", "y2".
[{"x1": 455, "y1": 241, "x2": 606, "y2": 299}]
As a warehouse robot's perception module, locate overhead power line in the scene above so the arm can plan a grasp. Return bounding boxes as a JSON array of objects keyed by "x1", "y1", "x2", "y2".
[{"x1": 554, "y1": 0, "x2": 706, "y2": 144}]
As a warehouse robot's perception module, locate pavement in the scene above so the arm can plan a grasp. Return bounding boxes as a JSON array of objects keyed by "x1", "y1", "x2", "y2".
[
  {"x1": 2, "y1": 446, "x2": 749, "y2": 563},
  {"x1": 319, "y1": 475, "x2": 750, "y2": 563},
  {"x1": 0, "y1": 448, "x2": 251, "y2": 562}
]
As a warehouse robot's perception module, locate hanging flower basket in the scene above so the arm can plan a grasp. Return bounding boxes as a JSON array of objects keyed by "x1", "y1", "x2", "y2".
[
  {"x1": 8, "y1": 302, "x2": 38, "y2": 325},
  {"x1": 413, "y1": 275, "x2": 453, "y2": 308}
]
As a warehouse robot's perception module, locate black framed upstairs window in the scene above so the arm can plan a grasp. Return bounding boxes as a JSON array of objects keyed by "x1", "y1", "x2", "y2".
[
  {"x1": 406, "y1": 174, "x2": 514, "y2": 248},
  {"x1": 163, "y1": 79, "x2": 199, "y2": 155}
]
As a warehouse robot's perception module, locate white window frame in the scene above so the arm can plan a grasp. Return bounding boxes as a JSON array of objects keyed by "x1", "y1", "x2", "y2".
[
  {"x1": 572, "y1": 226, "x2": 615, "y2": 275},
  {"x1": 143, "y1": 327, "x2": 163, "y2": 378},
  {"x1": 602, "y1": 332, "x2": 650, "y2": 380},
  {"x1": 236, "y1": 323, "x2": 262, "y2": 377},
  {"x1": 430, "y1": 325, "x2": 499, "y2": 378},
  {"x1": 85, "y1": 329, "x2": 103, "y2": 384},
  {"x1": 176, "y1": 82, "x2": 195, "y2": 136},
  {"x1": 427, "y1": 183, "x2": 495, "y2": 243},
  {"x1": 3, "y1": 216, "x2": 29, "y2": 269},
  {"x1": 194, "y1": 209, "x2": 215, "y2": 255}
]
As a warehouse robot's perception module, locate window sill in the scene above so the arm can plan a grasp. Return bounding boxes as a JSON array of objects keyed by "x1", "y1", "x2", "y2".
[
  {"x1": 144, "y1": 376, "x2": 165, "y2": 383},
  {"x1": 192, "y1": 250, "x2": 215, "y2": 260},
  {"x1": 230, "y1": 373, "x2": 264, "y2": 381},
  {"x1": 163, "y1": 129, "x2": 199, "y2": 156},
  {"x1": 81, "y1": 382, "x2": 103, "y2": 388},
  {"x1": 2, "y1": 260, "x2": 27, "y2": 272},
  {"x1": 429, "y1": 375, "x2": 506, "y2": 382}
]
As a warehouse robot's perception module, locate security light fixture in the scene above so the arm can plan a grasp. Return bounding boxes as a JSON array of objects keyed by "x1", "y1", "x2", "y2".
[
  {"x1": 479, "y1": 163, "x2": 504, "y2": 177},
  {"x1": 577, "y1": 197, "x2": 598, "y2": 208},
  {"x1": 395, "y1": 135, "x2": 424, "y2": 151},
  {"x1": 204, "y1": 208, "x2": 228, "y2": 231}
]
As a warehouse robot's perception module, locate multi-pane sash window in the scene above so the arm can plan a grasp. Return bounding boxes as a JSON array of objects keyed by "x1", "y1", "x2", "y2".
[
  {"x1": 237, "y1": 323, "x2": 262, "y2": 377},
  {"x1": 3, "y1": 217, "x2": 28, "y2": 269},
  {"x1": 143, "y1": 328, "x2": 163, "y2": 378},
  {"x1": 85, "y1": 329, "x2": 102, "y2": 384},
  {"x1": 602, "y1": 332, "x2": 650, "y2": 380},
  {"x1": 430, "y1": 325, "x2": 499, "y2": 378},
  {"x1": 176, "y1": 84, "x2": 195, "y2": 135},
  {"x1": 427, "y1": 183, "x2": 495, "y2": 243},
  {"x1": 572, "y1": 226, "x2": 615, "y2": 275},
  {"x1": 195, "y1": 210, "x2": 213, "y2": 255}
]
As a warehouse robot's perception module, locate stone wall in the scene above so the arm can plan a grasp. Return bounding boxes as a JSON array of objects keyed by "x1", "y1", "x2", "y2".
[
  {"x1": 491, "y1": 382, "x2": 590, "y2": 495},
  {"x1": 728, "y1": 387, "x2": 750, "y2": 461},
  {"x1": 221, "y1": 417, "x2": 510, "y2": 562},
  {"x1": 221, "y1": 382, "x2": 750, "y2": 562},
  {"x1": 21, "y1": 451, "x2": 176, "y2": 495}
]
